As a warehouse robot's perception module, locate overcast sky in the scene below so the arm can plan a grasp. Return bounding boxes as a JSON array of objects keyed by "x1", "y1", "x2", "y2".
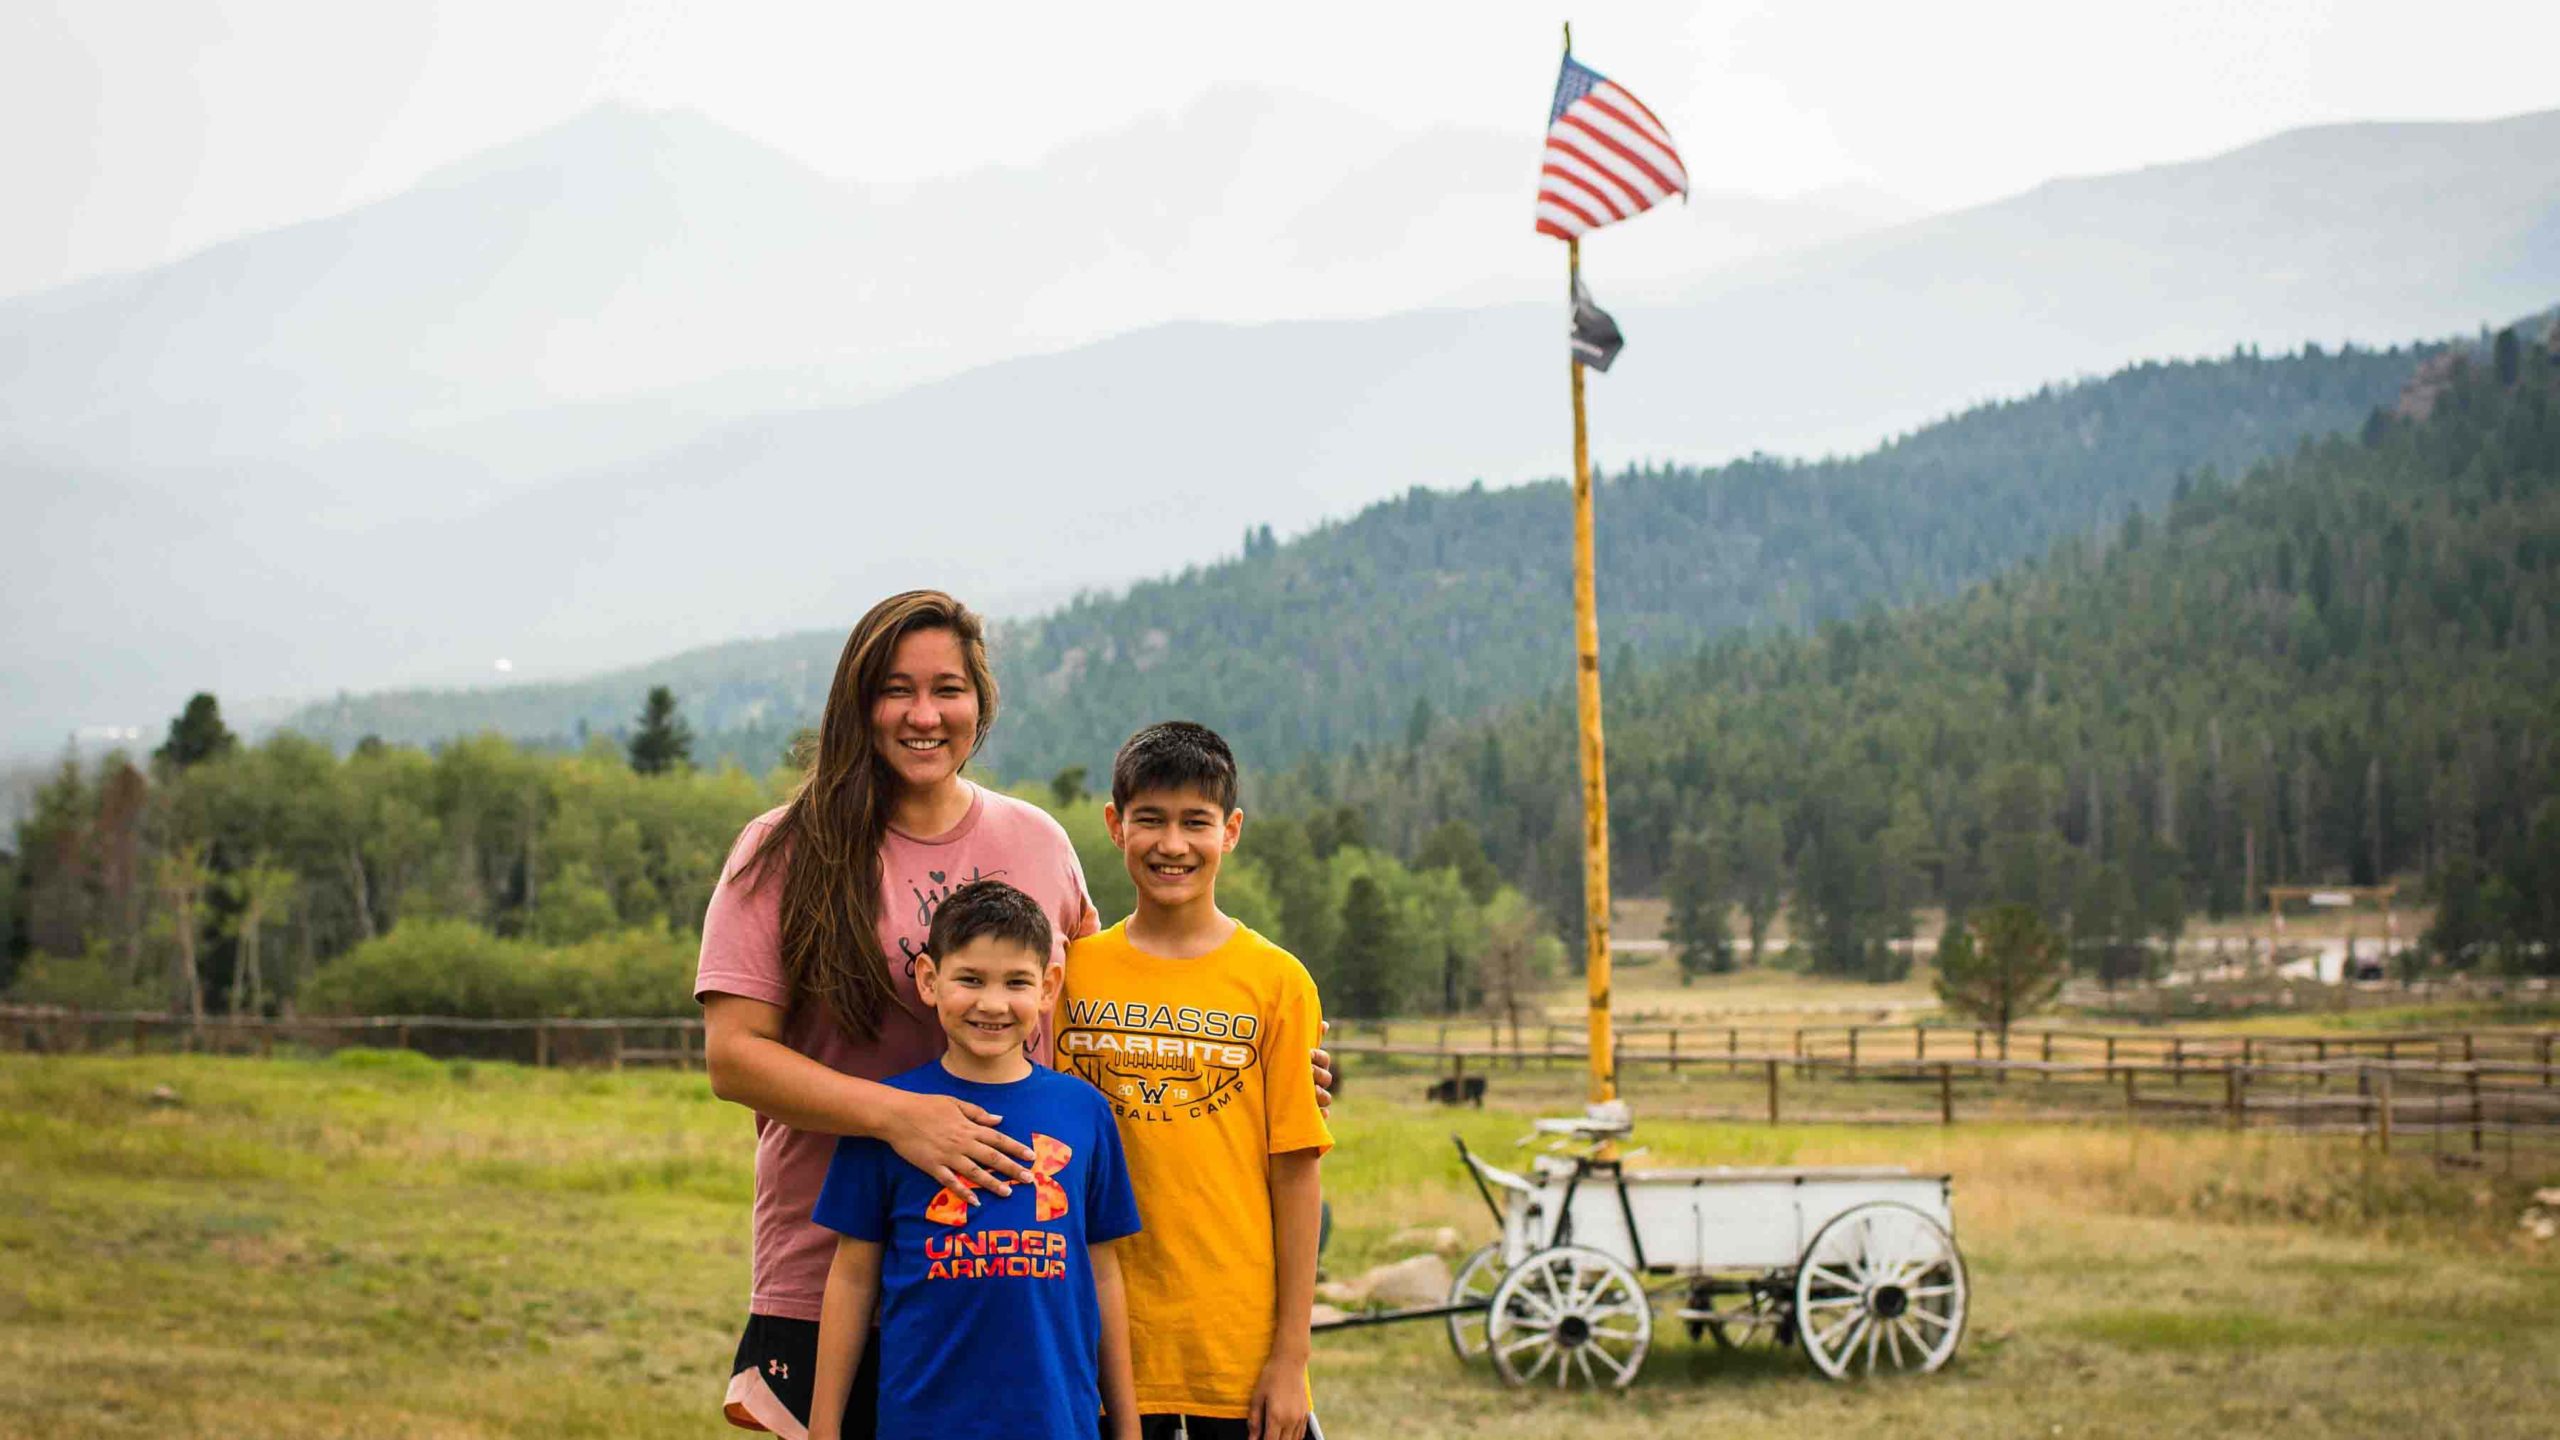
[{"x1": 7, "y1": 0, "x2": 2556, "y2": 301}]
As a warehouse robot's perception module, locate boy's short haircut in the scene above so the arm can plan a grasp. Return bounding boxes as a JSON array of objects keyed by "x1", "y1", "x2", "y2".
[
  {"x1": 1111, "y1": 720, "x2": 1239, "y2": 814},
  {"x1": 924, "y1": 879, "x2": 1053, "y2": 965}
]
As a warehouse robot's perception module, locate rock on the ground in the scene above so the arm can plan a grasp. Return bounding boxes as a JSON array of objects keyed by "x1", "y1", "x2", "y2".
[
  {"x1": 1314, "y1": 1280, "x2": 1361, "y2": 1306},
  {"x1": 147, "y1": 1084, "x2": 182, "y2": 1107},
  {"x1": 1355, "y1": 1254, "x2": 1454, "y2": 1309},
  {"x1": 1310, "y1": 1303, "x2": 1350, "y2": 1327}
]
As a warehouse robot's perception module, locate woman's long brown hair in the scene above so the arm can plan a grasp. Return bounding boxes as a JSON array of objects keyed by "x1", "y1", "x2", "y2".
[{"x1": 741, "y1": 590, "x2": 999, "y2": 1041}]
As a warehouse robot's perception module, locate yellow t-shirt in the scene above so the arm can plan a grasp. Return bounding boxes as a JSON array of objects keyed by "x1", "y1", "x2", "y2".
[{"x1": 1056, "y1": 920, "x2": 1334, "y2": 1418}]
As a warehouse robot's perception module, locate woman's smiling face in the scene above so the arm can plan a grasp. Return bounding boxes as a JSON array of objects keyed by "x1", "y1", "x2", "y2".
[{"x1": 870, "y1": 626, "x2": 979, "y2": 792}]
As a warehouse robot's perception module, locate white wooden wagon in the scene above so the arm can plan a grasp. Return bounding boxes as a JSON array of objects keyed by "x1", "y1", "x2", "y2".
[{"x1": 1322, "y1": 1108, "x2": 1968, "y2": 1387}]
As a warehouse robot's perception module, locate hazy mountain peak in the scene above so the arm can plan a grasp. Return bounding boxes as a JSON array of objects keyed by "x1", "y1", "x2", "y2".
[{"x1": 410, "y1": 99, "x2": 842, "y2": 196}]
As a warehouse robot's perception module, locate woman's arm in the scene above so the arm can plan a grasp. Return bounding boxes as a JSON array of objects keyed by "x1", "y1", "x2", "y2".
[
  {"x1": 703, "y1": 993, "x2": 1035, "y2": 1196},
  {"x1": 1091, "y1": 1239, "x2": 1140, "y2": 1440},
  {"x1": 808, "y1": 1237, "x2": 882, "y2": 1440}
]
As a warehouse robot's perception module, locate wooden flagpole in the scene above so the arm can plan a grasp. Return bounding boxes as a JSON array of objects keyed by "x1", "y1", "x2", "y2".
[{"x1": 1566, "y1": 233, "x2": 1616, "y2": 1107}]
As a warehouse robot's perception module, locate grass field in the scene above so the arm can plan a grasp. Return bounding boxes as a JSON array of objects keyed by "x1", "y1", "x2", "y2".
[{"x1": 5, "y1": 1051, "x2": 2556, "y2": 1438}]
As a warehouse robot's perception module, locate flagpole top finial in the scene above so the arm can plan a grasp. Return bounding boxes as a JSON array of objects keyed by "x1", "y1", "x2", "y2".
[{"x1": 1562, "y1": 21, "x2": 1572, "y2": 54}]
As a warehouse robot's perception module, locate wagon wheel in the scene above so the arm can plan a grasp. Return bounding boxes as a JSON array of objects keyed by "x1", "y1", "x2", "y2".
[
  {"x1": 1486, "y1": 1246, "x2": 1652, "y2": 1389},
  {"x1": 1445, "y1": 1243, "x2": 1504, "y2": 1360},
  {"x1": 1792, "y1": 1201, "x2": 1968, "y2": 1380}
]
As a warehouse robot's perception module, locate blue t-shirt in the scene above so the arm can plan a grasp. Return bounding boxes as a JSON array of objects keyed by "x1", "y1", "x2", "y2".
[{"x1": 813, "y1": 1062, "x2": 1142, "y2": 1440}]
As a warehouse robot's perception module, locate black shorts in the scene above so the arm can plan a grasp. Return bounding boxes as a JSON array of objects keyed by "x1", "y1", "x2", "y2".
[
  {"x1": 724, "y1": 1313, "x2": 879, "y2": 1440},
  {"x1": 1137, "y1": 1416, "x2": 1328, "y2": 1440}
]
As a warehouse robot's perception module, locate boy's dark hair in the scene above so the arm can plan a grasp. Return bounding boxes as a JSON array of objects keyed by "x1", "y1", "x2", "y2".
[
  {"x1": 1111, "y1": 720, "x2": 1239, "y2": 813},
  {"x1": 924, "y1": 879, "x2": 1053, "y2": 966}
]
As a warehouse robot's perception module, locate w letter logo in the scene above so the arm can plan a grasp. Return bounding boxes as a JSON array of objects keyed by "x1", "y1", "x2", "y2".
[{"x1": 925, "y1": 1134, "x2": 1073, "y2": 1225}]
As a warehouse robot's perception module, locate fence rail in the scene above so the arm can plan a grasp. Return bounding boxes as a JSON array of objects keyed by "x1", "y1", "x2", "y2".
[{"x1": 7, "y1": 1005, "x2": 2554, "y2": 1166}]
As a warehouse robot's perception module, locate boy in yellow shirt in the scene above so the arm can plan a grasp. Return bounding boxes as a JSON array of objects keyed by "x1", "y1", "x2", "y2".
[{"x1": 1056, "y1": 721, "x2": 1333, "y2": 1439}]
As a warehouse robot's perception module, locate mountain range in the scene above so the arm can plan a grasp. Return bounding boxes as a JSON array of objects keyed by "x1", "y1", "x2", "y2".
[
  {"x1": 9, "y1": 98, "x2": 2559, "y2": 758},
  {"x1": 278, "y1": 334, "x2": 2436, "y2": 771}
]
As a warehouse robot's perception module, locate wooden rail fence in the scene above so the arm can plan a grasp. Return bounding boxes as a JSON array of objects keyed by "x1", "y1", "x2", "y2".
[{"x1": 7, "y1": 1005, "x2": 2554, "y2": 1163}]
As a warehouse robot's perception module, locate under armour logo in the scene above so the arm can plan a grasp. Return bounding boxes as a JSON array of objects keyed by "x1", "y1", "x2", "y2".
[
  {"x1": 926, "y1": 1134, "x2": 1073, "y2": 1225},
  {"x1": 765, "y1": 1358, "x2": 789, "y2": 1379}
]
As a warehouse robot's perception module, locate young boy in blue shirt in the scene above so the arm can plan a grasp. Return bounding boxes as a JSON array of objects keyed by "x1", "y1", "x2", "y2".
[{"x1": 808, "y1": 880, "x2": 1142, "y2": 1440}]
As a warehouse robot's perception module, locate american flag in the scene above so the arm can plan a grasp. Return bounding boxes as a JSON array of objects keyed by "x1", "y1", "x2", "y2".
[{"x1": 1535, "y1": 55, "x2": 1687, "y2": 241}]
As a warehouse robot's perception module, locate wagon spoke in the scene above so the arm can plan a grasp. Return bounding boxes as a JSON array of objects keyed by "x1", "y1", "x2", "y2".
[
  {"x1": 1509, "y1": 1287, "x2": 1561, "y2": 1325},
  {"x1": 1570, "y1": 1348, "x2": 1596, "y2": 1388},
  {"x1": 1906, "y1": 1305, "x2": 1955, "y2": 1332},
  {"x1": 1815, "y1": 1306, "x2": 1863, "y2": 1355},
  {"x1": 1806, "y1": 1263, "x2": 1861, "y2": 1295},
  {"x1": 1883, "y1": 1316, "x2": 1908, "y2": 1370},
  {"x1": 1538, "y1": 1262, "x2": 1568, "y2": 1316},
  {"x1": 1801, "y1": 1293, "x2": 1862, "y2": 1311},
  {"x1": 1862, "y1": 1312, "x2": 1883, "y2": 1374},
  {"x1": 1518, "y1": 1342, "x2": 1556, "y2": 1384},
  {"x1": 1589, "y1": 1341, "x2": 1636, "y2": 1383},
  {"x1": 1905, "y1": 1283, "x2": 1956, "y2": 1299}
]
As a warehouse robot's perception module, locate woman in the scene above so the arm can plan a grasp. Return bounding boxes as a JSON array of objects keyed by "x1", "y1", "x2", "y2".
[{"x1": 695, "y1": 590, "x2": 1325, "y2": 1439}]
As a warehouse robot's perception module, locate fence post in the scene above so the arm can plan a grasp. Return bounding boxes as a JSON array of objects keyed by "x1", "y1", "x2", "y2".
[
  {"x1": 1668, "y1": 1028, "x2": 1680, "y2": 1073},
  {"x1": 2542, "y1": 1032, "x2": 2554, "y2": 1085},
  {"x1": 2376, "y1": 1068, "x2": 2393, "y2": 1154},
  {"x1": 1793, "y1": 1028, "x2": 1806, "y2": 1079},
  {"x1": 2171, "y1": 1037, "x2": 2185, "y2": 1086},
  {"x1": 1973, "y1": 1028, "x2": 1985, "y2": 1060},
  {"x1": 2225, "y1": 1066, "x2": 2242, "y2": 1130},
  {"x1": 610, "y1": 1025, "x2": 625, "y2": 1073},
  {"x1": 2123, "y1": 1065, "x2": 2137, "y2": 1113},
  {"x1": 132, "y1": 1018, "x2": 146, "y2": 1055},
  {"x1": 534, "y1": 1023, "x2": 551, "y2": 1069},
  {"x1": 396, "y1": 1022, "x2": 411, "y2": 1052},
  {"x1": 2041, "y1": 1031, "x2": 2054, "y2": 1065},
  {"x1": 1847, "y1": 1026, "x2": 1860, "y2": 1080},
  {"x1": 1939, "y1": 1062, "x2": 1953, "y2": 1126},
  {"x1": 2469, "y1": 1069, "x2": 2484, "y2": 1154},
  {"x1": 1915, "y1": 1024, "x2": 1927, "y2": 1062},
  {"x1": 1728, "y1": 1026, "x2": 1739, "y2": 1076},
  {"x1": 1766, "y1": 1059, "x2": 1780, "y2": 1125}
]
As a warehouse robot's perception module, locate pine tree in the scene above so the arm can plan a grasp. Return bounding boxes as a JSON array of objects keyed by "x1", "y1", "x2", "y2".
[
  {"x1": 1664, "y1": 828, "x2": 1734, "y2": 981},
  {"x1": 1934, "y1": 904, "x2": 2066, "y2": 1052},
  {"x1": 155, "y1": 694, "x2": 237, "y2": 771},
  {"x1": 627, "y1": 687, "x2": 693, "y2": 775},
  {"x1": 1337, "y1": 876, "x2": 1393, "y2": 1018}
]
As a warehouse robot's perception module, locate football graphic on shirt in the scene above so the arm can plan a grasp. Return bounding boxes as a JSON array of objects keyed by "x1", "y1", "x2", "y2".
[{"x1": 1058, "y1": 998, "x2": 1261, "y2": 1120}]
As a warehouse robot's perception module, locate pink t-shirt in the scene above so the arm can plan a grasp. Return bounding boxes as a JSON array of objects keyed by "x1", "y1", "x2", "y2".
[{"x1": 693, "y1": 783, "x2": 1095, "y2": 1320}]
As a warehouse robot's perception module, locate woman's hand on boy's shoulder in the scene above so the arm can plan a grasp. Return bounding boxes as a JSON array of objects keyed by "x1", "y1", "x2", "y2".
[{"x1": 1310, "y1": 1021, "x2": 1334, "y2": 1111}]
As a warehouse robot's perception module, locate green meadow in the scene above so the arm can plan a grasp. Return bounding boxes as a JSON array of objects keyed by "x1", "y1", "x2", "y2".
[{"x1": 4, "y1": 1050, "x2": 2555, "y2": 1438}]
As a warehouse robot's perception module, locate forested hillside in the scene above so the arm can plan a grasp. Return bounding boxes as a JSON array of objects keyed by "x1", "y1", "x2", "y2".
[
  {"x1": 283, "y1": 340, "x2": 2425, "y2": 768},
  {"x1": 2, "y1": 725, "x2": 1549, "y2": 1023},
  {"x1": 1276, "y1": 335, "x2": 2560, "y2": 977}
]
